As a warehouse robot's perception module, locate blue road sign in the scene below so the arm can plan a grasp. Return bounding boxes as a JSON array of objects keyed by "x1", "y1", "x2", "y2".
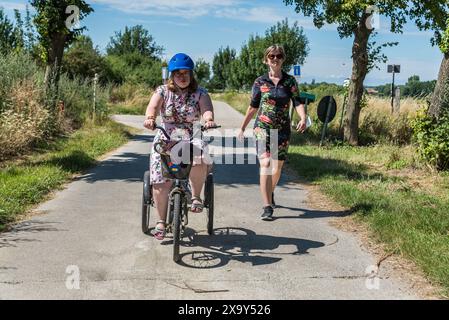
[{"x1": 294, "y1": 65, "x2": 301, "y2": 76}]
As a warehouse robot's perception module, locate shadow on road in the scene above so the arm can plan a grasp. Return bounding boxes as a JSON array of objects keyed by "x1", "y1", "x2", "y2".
[
  {"x1": 0, "y1": 220, "x2": 64, "y2": 249},
  {"x1": 271, "y1": 206, "x2": 360, "y2": 220},
  {"x1": 160, "y1": 227, "x2": 325, "y2": 269},
  {"x1": 78, "y1": 151, "x2": 150, "y2": 184}
]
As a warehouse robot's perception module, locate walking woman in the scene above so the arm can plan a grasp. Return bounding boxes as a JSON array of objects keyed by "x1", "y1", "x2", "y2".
[{"x1": 238, "y1": 45, "x2": 307, "y2": 221}]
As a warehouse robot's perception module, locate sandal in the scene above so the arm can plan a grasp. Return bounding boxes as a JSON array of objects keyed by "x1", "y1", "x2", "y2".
[
  {"x1": 151, "y1": 221, "x2": 166, "y2": 240},
  {"x1": 190, "y1": 197, "x2": 204, "y2": 213}
]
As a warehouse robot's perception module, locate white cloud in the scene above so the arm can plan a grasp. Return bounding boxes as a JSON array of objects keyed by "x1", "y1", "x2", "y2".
[
  {"x1": 91, "y1": 0, "x2": 238, "y2": 18},
  {"x1": 215, "y1": 7, "x2": 285, "y2": 23},
  {"x1": 0, "y1": 1, "x2": 26, "y2": 11}
]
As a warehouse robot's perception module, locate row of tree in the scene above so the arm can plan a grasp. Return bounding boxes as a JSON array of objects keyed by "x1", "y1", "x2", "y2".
[
  {"x1": 210, "y1": 19, "x2": 309, "y2": 91},
  {"x1": 283, "y1": 0, "x2": 449, "y2": 146},
  {"x1": 374, "y1": 76, "x2": 437, "y2": 98},
  {"x1": 1, "y1": 1, "x2": 449, "y2": 152}
]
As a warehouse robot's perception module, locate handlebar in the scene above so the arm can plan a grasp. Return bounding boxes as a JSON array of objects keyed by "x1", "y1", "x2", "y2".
[{"x1": 154, "y1": 125, "x2": 221, "y2": 141}]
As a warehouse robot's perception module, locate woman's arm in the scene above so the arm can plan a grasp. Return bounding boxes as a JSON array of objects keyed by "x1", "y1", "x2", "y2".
[
  {"x1": 240, "y1": 106, "x2": 258, "y2": 131},
  {"x1": 295, "y1": 104, "x2": 307, "y2": 133},
  {"x1": 199, "y1": 93, "x2": 217, "y2": 128},
  {"x1": 143, "y1": 92, "x2": 164, "y2": 130},
  {"x1": 237, "y1": 106, "x2": 258, "y2": 141},
  {"x1": 199, "y1": 93, "x2": 214, "y2": 121}
]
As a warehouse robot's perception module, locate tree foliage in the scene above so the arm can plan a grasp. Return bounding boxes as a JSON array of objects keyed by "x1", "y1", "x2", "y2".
[
  {"x1": 106, "y1": 25, "x2": 163, "y2": 58},
  {"x1": 62, "y1": 35, "x2": 106, "y2": 82},
  {"x1": 104, "y1": 25, "x2": 165, "y2": 88},
  {"x1": 217, "y1": 19, "x2": 309, "y2": 90},
  {"x1": 211, "y1": 46, "x2": 236, "y2": 90},
  {"x1": 194, "y1": 58, "x2": 211, "y2": 88},
  {"x1": 31, "y1": 0, "x2": 93, "y2": 63},
  {"x1": 283, "y1": 0, "x2": 420, "y2": 145},
  {"x1": 0, "y1": 8, "x2": 15, "y2": 55}
]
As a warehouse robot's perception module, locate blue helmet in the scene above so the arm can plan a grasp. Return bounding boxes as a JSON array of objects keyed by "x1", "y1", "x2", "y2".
[{"x1": 168, "y1": 53, "x2": 194, "y2": 72}]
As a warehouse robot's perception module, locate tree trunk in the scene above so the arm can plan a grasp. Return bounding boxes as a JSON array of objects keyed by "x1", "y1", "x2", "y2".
[
  {"x1": 429, "y1": 53, "x2": 449, "y2": 120},
  {"x1": 44, "y1": 32, "x2": 67, "y2": 100},
  {"x1": 344, "y1": 14, "x2": 372, "y2": 146}
]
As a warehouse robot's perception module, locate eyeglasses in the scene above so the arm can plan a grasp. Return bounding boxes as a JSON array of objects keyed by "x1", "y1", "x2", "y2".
[
  {"x1": 268, "y1": 54, "x2": 284, "y2": 60},
  {"x1": 174, "y1": 71, "x2": 190, "y2": 78}
]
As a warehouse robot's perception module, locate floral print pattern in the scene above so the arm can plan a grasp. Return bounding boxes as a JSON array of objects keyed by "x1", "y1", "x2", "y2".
[
  {"x1": 250, "y1": 71, "x2": 305, "y2": 160},
  {"x1": 149, "y1": 85, "x2": 208, "y2": 184}
]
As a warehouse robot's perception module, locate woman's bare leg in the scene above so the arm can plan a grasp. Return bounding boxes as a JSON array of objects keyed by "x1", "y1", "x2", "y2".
[
  {"x1": 259, "y1": 157, "x2": 273, "y2": 207},
  {"x1": 152, "y1": 181, "x2": 172, "y2": 229},
  {"x1": 189, "y1": 162, "x2": 208, "y2": 200},
  {"x1": 272, "y1": 160, "x2": 285, "y2": 191}
]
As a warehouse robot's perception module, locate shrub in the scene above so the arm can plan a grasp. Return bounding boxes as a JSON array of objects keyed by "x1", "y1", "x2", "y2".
[
  {"x1": 0, "y1": 78, "x2": 50, "y2": 159},
  {"x1": 412, "y1": 108, "x2": 449, "y2": 171},
  {"x1": 359, "y1": 110, "x2": 413, "y2": 145}
]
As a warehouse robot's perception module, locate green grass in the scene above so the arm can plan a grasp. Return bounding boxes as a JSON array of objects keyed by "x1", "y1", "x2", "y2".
[
  {"x1": 0, "y1": 120, "x2": 131, "y2": 231},
  {"x1": 287, "y1": 136, "x2": 449, "y2": 296},
  {"x1": 108, "y1": 103, "x2": 146, "y2": 115}
]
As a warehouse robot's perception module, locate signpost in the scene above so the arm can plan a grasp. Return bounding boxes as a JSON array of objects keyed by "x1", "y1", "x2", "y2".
[
  {"x1": 388, "y1": 64, "x2": 400, "y2": 113},
  {"x1": 293, "y1": 65, "x2": 301, "y2": 79},
  {"x1": 162, "y1": 66, "x2": 168, "y2": 84},
  {"x1": 93, "y1": 73, "x2": 98, "y2": 122},
  {"x1": 339, "y1": 78, "x2": 351, "y2": 136}
]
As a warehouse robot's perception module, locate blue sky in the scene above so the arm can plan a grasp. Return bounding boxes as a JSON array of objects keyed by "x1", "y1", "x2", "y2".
[{"x1": 1, "y1": 0, "x2": 443, "y2": 85}]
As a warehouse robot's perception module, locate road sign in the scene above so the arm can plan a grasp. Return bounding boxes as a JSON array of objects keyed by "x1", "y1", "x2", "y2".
[
  {"x1": 318, "y1": 96, "x2": 337, "y2": 147},
  {"x1": 388, "y1": 65, "x2": 401, "y2": 73},
  {"x1": 387, "y1": 65, "x2": 401, "y2": 113},
  {"x1": 293, "y1": 65, "x2": 301, "y2": 76},
  {"x1": 317, "y1": 96, "x2": 337, "y2": 123}
]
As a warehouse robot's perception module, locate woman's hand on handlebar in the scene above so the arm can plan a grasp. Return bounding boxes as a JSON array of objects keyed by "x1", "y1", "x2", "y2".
[
  {"x1": 143, "y1": 118, "x2": 156, "y2": 130},
  {"x1": 204, "y1": 120, "x2": 218, "y2": 130}
]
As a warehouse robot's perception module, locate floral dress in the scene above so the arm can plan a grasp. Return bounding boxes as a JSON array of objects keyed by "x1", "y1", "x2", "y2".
[
  {"x1": 250, "y1": 71, "x2": 305, "y2": 160},
  {"x1": 149, "y1": 85, "x2": 208, "y2": 185}
]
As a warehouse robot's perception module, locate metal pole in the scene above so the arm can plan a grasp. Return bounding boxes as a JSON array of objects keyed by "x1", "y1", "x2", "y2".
[
  {"x1": 339, "y1": 93, "x2": 347, "y2": 137},
  {"x1": 93, "y1": 73, "x2": 98, "y2": 122},
  {"x1": 391, "y1": 71, "x2": 395, "y2": 114}
]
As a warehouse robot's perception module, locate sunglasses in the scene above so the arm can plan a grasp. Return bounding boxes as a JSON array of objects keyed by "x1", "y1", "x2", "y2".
[{"x1": 268, "y1": 54, "x2": 284, "y2": 60}]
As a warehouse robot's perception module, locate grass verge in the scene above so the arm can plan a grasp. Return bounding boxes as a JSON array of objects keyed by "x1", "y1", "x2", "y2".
[
  {"x1": 0, "y1": 119, "x2": 132, "y2": 232},
  {"x1": 288, "y1": 134, "x2": 449, "y2": 297}
]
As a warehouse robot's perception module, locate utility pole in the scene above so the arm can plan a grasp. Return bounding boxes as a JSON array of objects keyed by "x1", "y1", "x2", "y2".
[
  {"x1": 388, "y1": 65, "x2": 401, "y2": 114},
  {"x1": 93, "y1": 73, "x2": 98, "y2": 122}
]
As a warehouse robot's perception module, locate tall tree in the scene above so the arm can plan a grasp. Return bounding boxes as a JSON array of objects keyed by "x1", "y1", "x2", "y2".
[
  {"x1": 408, "y1": 1, "x2": 449, "y2": 119},
  {"x1": 226, "y1": 18, "x2": 309, "y2": 90},
  {"x1": 211, "y1": 46, "x2": 236, "y2": 90},
  {"x1": 0, "y1": 8, "x2": 15, "y2": 55},
  {"x1": 194, "y1": 58, "x2": 211, "y2": 87},
  {"x1": 62, "y1": 35, "x2": 105, "y2": 81},
  {"x1": 284, "y1": 0, "x2": 409, "y2": 145},
  {"x1": 24, "y1": 5, "x2": 36, "y2": 53},
  {"x1": 30, "y1": 0, "x2": 93, "y2": 97},
  {"x1": 105, "y1": 25, "x2": 164, "y2": 87},
  {"x1": 106, "y1": 25, "x2": 163, "y2": 58},
  {"x1": 13, "y1": 9, "x2": 24, "y2": 52}
]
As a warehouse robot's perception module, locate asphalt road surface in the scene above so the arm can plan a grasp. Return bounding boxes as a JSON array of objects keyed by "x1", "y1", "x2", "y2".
[{"x1": 0, "y1": 101, "x2": 419, "y2": 299}]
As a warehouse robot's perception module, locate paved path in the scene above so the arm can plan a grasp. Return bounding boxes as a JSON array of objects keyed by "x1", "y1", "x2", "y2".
[{"x1": 0, "y1": 101, "x2": 418, "y2": 299}]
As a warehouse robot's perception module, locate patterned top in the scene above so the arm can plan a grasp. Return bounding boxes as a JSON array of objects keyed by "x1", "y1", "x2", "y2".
[
  {"x1": 156, "y1": 85, "x2": 208, "y2": 125},
  {"x1": 250, "y1": 71, "x2": 305, "y2": 131},
  {"x1": 149, "y1": 85, "x2": 209, "y2": 185}
]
